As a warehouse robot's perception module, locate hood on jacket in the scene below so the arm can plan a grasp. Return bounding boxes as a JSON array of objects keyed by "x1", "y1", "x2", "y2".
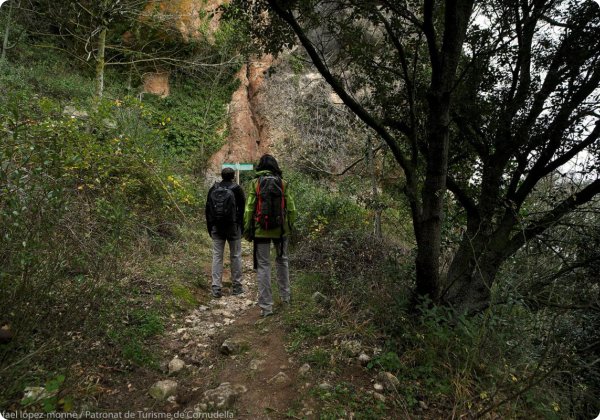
[{"x1": 255, "y1": 170, "x2": 281, "y2": 178}]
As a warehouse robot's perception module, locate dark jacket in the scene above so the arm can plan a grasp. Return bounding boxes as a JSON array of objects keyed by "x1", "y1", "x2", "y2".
[{"x1": 205, "y1": 181, "x2": 246, "y2": 239}]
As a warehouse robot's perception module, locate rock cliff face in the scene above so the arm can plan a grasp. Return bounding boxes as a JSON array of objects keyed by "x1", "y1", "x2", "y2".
[
  {"x1": 208, "y1": 55, "x2": 275, "y2": 171},
  {"x1": 141, "y1": 0, "x2": 226, "y2": 97},
  {"x1": 143, "y1": 0, "x2": 225, "y2": 42},
  {"x1": 139, "y1": 0, "x2": 275, "y2": 170},
  {"x1": 143, "y1": 70, "x2": 170, "y2": 98}
]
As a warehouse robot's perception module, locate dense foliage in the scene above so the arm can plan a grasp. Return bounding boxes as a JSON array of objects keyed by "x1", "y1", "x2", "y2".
[
  {"x1": 285, "y1": 165, "x2": 599, "y2": 418},
  {"x1": 2, "y1": 0, "x2": 599, "y2": 418},
  {"x1": 233, "y1": 0, "x2": 600, "y2": 313},
  {"x1": 0, "y1": 2, "x2": 244, "y2": 409}
]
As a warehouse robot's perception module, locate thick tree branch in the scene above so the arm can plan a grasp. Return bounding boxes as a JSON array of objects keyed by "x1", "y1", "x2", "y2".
[
  {"x1": 374, "y1": 9, "x2": 419, "y2": 166},
  {"x1": 451, "y1": 111, "x2": 487, "y2": 156},
  {"x1": 265, "y1": 0, "x2": 415, "y2": 186},
  {"x1": 300, "y1": 143, "x2": 386, "y2": 177},
  {"x1": 503, "y1": 178, "x2": 600, "y2": 260},
  {"x1": 539, "y1": 121, "x2": 600, "y2": 177},
  {"x1": 423, "y1": 0, "x2": 440, "y2": 73},
  {"x1": 447, "y1": 176, "x2": 479, "y2": 218},
  {"x1": 513, "y1": 62, "x2": 600, "y2": 205},
  {"x1": 381, "y1": 117, "x2": 411, "y2": 136}
]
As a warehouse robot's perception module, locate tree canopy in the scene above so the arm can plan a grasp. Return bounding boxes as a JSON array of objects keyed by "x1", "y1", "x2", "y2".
[{"x1": 231, "y1": 0, "x2": 600, "y2": 312}]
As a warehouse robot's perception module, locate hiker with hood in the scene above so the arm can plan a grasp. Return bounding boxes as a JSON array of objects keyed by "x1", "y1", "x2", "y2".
[
  {"x1": 206, "y1": 167, "x2": 246, "y2": 298},
  {"x1": 244, "y1": 154, "x2": 296, "y2": 317}
]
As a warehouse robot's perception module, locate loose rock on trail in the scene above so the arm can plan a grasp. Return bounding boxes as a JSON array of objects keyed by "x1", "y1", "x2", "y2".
[{"x1": 98, "y1": 242, "x2": 308, "y2": 418}]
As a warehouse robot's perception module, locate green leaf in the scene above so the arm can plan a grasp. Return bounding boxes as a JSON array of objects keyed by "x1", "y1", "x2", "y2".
[
  {"x1": 46, "y1": 381, "x2": 59, "y2": 392},
  {"x1": 61, "y1": 396, "x2": 73, "y2": 412}
]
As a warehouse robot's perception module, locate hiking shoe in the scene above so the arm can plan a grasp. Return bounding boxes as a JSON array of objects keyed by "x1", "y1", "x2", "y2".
[
  {"x1": 260, "y1": 309, "x2": 273, "y2": 317},
  {"x1": 212, "y1": 288, "x2": 222, "y2": 299},
  {"x1": 232, "y1": 287, "x2": 245, "y2": 296},
  {"x1": 282, "y1": 297, "x2": 290, "y2": 305}
]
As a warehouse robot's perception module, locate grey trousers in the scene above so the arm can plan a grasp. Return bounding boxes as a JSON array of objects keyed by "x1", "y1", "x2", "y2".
[
  {"x1": 211, "y1": 234, "x2": 243, "y2": 290},
  {"x1": 256, "y1": 238, "x2": 290, "y2": 311}
]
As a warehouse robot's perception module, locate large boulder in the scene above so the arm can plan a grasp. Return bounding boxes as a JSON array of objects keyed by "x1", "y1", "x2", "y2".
[
  {"x1": 377, "y1": 371, "x2": 400, "y2": 392},
  {"x1": 207, "y1": 56, "x2": 275, "y2": 173},
  {"x1": 149, "y1": 380, "x2": 178, "y2": 401},
  {"x1": 168, "y1": 357, "x2": 185, "y2": 374},
  {"x1": 220, "y1": 338, "x2": 249, "y2": 355},
  {"x1": 199, "y1": 382, "x2": 245, "y2": 410}
]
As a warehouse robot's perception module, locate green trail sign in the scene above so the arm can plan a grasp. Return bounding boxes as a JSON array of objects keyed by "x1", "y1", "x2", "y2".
[
  {"x1": 222, "y1": 163, "x2": 254, "y2": 171},
  {"x1": 221, "y1": 163, "x2": 254, "y2": 184}
]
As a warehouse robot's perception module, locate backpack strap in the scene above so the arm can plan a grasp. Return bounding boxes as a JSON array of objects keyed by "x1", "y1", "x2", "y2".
[
  {"x1": 278, "y1": 178, "x2": 286, "y2": 258},
  {"x1": 252, "y1": 178, "x2": 261, "y2": 270},
  {"x1": 253, "y1": 240, "x2": 258, "y2": 270},
  {"x1": 256, "y1": 177, "x2": 262, "y2": 217},
  {"x1": 229, "y1": 183, "x2": 242, "y2": 227}
]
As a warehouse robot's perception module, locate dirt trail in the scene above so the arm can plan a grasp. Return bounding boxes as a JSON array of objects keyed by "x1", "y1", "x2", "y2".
[
  {"x1": 173, "y1": 242, "x2": 304, "y2": 418},
  {"x1": 96, "y1": 240, "x2": 317, "y2": 418}
]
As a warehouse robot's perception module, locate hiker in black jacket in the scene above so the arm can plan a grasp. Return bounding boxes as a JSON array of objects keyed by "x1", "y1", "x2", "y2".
[{"x1": 205, "y1": 168, "x2": 246, "y2": 298}]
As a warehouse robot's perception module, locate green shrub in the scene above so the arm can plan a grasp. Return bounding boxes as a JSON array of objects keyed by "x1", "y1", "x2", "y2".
[
  {"x1": 106, "y1": 308, "x2": 164, "y2": 367},
  {"x1": 0, "y1": 91, "x2": 196, "y2": 407},
  {"x1": 310, "y1": 381, "x2": 387, "y2": 420},
  {"x1": 171, "y1": 282, "x2": 199, "y2": 308},
  {"x1": 143, "y1": 75, "x2": 239, "y2": 158},
  {"x1": 0, "y1": 15, "x2": 245, "y2": 408},
  {"x1": 286, "y1": 171, "x2": 368, "y2": 240},
  {"x1": 302, "y1": 348, "x2": 331, "y2": 368}
]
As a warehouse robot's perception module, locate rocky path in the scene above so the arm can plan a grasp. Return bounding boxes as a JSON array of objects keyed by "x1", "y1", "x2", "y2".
[
  {"x1": 150, "y1": 242, "x2": 307, "y2": 419},
  {"x1": 96, "y1": 240, "x2": 402, "y2": 419}
]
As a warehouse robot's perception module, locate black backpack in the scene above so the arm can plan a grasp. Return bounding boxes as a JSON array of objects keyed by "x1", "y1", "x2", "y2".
[
  {"x1": 207, "y1": 182, "x2": 238, "y2": 226},
  {"x1": 254, "y1": 175, "x2": 286, "y2": 231}
]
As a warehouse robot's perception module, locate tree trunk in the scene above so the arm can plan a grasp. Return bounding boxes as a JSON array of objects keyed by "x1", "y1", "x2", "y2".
[
  {"x1": 446, "y1": 257, "x2": 501, "y2": 313},
  {"x1": 414, "y1": 0, "x2": 475, "y2": 303},
  {"x1": 367, "y1": 136, "x2": 382, "y2": 238},
  {"x1": 94, "y1": 25, "x2": 107, "y2": 100},
  {"x1": 443, "y1": 213, "x2": 495, "y2": 312},
  {"x1": 444, "y1": 200, "x2": 521, "y2": 312},
  {"x1": 127, "y1": 68, "x2": 132, "y2": 93},
  {"x1": 415, "y1": 95, "x2": 451, "y2": 301},
  {"x1": 1, "y1": 0, "x2": 13, "y2": 62}
]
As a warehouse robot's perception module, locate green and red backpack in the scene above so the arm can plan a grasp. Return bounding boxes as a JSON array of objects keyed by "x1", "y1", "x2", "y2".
[{"x1": 253, "y1": 175, "x2": 287, "y2": 233}]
